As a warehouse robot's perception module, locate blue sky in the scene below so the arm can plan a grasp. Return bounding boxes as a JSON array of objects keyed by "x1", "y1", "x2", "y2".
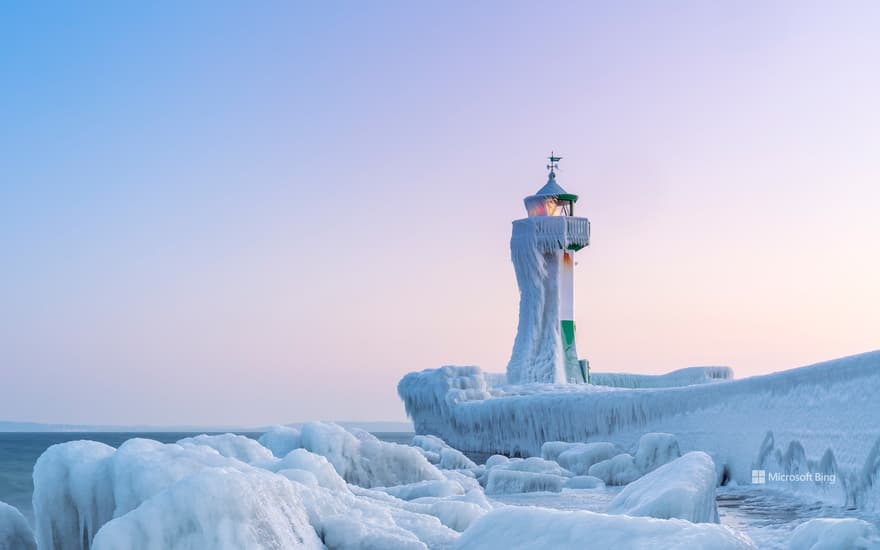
[{"x1": 2, "y1": 1, "x2": 878, "y2": 426}]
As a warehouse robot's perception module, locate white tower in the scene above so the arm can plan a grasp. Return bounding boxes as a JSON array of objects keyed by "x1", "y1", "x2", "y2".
[{"x1": 506, "y1": 154, "x2": 590, "y2": 384}]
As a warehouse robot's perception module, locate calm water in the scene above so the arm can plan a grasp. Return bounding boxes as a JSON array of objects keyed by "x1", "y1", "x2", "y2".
[{"x1": 0, "y1": 431, "x2": 414, "y2": 527}]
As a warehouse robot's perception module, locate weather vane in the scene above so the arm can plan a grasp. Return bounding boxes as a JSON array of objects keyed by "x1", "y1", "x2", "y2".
[{"x1": 546, "y1": 151, "x2": 562, "y2": 175}]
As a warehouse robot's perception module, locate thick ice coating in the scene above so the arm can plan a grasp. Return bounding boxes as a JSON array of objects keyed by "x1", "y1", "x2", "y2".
[
  {"x1": 272, "y1": 448, "x2": 350, "y2": 492},
  {"x1": 0, "y1": 501, "x2": 36, "y2": 550},
  {"x1": 455, "y1": 507, "x2": 757, "y2": 550},
  {"x1": 30, "y1": 423, "x2": 483, "y2": 550},
  {"x1": 634, "y1": 433, "x2": 681, "y2": 473},
  {"x1": 412, "y1": 435, "x2": 478, "y2": 470},
  {"x1": 588, "y1": 453, "x2": 641, "y2": 486},
  {"x1": 176, "y1": 433, "x2": 275, "y2": 464},
  {"x1": 33, "y1": 438, "x2": 248, "y2": 549},
  {"x1": 32, "y1": 440, "x2": 117, "y2": 550},
  {"x1": 486, "y1": 470, "x2": 566, "y2": 494},
  {"x1": 553, "y1": 442, "x2": 620, "y2": 476},
  {"x1": 608, "y1": 451, "x2": 720, "y2": 523},
  {"x1": 259, "y1": 425, "x2": 303, "y2": 458},
  {"x1": 295, "y1": 422, "x2": 445, "y2": 488},
  {"x1": 787, "y1": 518, "x2": 880, "y2": 550},
  {"x1": 399, "y1": 350, "x2": 880, "y2": 506},
  {"x1": 33, "y1": 412, "x2": 880, "y2": 550},
  {"x1": 506, "y1": 217, "x2": 567, "y2": 385},
  {"x1": 91, "y1": 468, "x2": 322, "y2": 549},
  {"x1": 591, "y1": 366, "x2": 734, "y2": 388}
]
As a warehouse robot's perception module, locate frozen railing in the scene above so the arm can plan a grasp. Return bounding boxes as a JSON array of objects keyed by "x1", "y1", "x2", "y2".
[
  {"x1": 523, "y1": 216, "x2": 590, "y2": 252},
  {"x1": 591, "y1": 366, "x2": 734, "y2": 388}
]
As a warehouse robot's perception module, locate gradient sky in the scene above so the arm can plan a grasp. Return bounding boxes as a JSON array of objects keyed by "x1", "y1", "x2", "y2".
[{"x1": 2, "y1": 1, "x2": 878, "y2": 426}]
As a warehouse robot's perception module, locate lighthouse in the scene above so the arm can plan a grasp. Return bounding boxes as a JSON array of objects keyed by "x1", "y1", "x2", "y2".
[{"x1": 506, "y1": 154, "x2": 590, "y2": 384}]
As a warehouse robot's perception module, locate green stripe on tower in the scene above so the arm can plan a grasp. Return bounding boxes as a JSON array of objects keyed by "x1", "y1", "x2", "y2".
[
  {"x1": 561, "y1": 320, "x2": 583, "y2": 382},
  {"x1": 561, "y1": 320, "x2": 575, "y2": 348}
]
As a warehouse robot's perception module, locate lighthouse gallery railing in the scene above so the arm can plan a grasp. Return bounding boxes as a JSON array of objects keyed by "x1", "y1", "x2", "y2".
[{"x1": 518, "y1": 216, "x2": 590, "y2": 253}]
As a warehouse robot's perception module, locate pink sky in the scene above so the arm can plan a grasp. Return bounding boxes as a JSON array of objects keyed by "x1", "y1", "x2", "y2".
[{"x1": 2, "y1": 2, "x2": 878, "y2": 426}]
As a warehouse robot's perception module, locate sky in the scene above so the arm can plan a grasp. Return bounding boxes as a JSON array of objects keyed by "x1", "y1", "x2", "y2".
[{"x1": 1, "y1": 1, "x2": 878, "y2": 427}]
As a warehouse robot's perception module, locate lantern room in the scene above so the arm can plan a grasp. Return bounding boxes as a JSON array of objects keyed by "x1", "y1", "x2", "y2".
[{"x1": 523, "y1": 154, "x2": 579, "y2": 217}]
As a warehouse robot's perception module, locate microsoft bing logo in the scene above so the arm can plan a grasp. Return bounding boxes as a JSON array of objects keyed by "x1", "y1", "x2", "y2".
[{"x1": 751, "y1": 469, "x2": 766, "y2": 484}]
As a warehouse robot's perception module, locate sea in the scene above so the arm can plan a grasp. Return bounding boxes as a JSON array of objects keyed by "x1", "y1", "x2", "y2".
[{"x1": 0, "y1": 431, "x2": 414, "y2": 528}]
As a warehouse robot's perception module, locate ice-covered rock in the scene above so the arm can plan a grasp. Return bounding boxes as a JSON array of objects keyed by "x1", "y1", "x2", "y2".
[
  {"x1": 557, "y1": 442, "x2": 620, "y2": 476},
  {"x1": 485, "y1": 454, "x2": 511, "y2": 469},
  {"x1": 278, "y1": 468, "x2": 322, "y2": 488},
  {"x1": 108, "y1": 438, "x2": 249, "y2": 516},
  {"x1": 455, "y1": 507, "x2": 757, "y2": 549},
  {"x1": 258, "y1": 425, "x2": 302, "y2": 458},
  {"x1": 177, "y1": 433, "x2": 275, "y2": 464},
  {"x1": 286, "y1": 478, "x2": 464, "y2": 548},
  {"x1": 425, "y1": 499, "x2": 488, "y2": 532},
  {"x1": 0, "y1": 501, "x2": 36, "y2": 550},
  {"x1": 379, "y1": 479, "x2": 465, "y2": 500},
  {"x1": 33, "y1": 440, "x2": 118, "y2": 550},
  {"x1": 380, "y1": 484, "x2": 493, "y2": 533},
  {"x1": 540, "y1": 441, "x2": 578, "y2": 462},
  {"x1": 564, "y1": 475, "x2": 605, "y2": 489},
  {"x1": 441, "y1": 467, "x2": 481, "y2": 486},
  {"x1": 33, "y1": 438, "x2": 246, "y2": 550},
  {"x1": 415, "y1": 449, "x2": 442, "y2": 464},
  {"x1": 326, "y1": 486, "x2": 461, "y2": 548},
  {"x1": 588, "y1": 453, "x2": 641, "y2": 486},
  {"x1": 411, "y1": 434, "x2": 478, "y2": 470},
  {"x1": 33, "y1": 429, "x2": 476, "y2": 550},
  {"x1": 634, "y1": 433, "x2": 681, "y2": 473},
  {"x1": 412, "y1": 435, "x2": 448, "y2": 455},
  {"x1": 607, "y1": 451, "x2": 720, "y2": 523},
  {"x1": 91, "y1": 468, "x2": 323, "y2": 550},
  {"x1": 788, "y1": 518, "x2": 880, "y2": 550},
  {"x1": 483, "y1": 455, "x2": 573, "y2": 493},
  {"x1": 319, "y1": 514, "x2": 428, "y2": 550},
  {"x1": 541, "y1": 438, "x2": 667, "y2": 478},
  {"x1": 347, "y1": 427, "x2": 380, "y2": 442},
  {"x1": 485, "y1": 469, "x2": 566, "y2": 494},
  {"x1": 296, "y1": 422, "x2": 445, "y2": 488},
  {"x1": 439, "y1": 448, "x2": 478, "y2": 470},
  {"x1": 273, "y1": 448, "x2": 349, "y2": 492},
  {"x1": 493, "y1": 456, "x2": 571, "y2": 477}
]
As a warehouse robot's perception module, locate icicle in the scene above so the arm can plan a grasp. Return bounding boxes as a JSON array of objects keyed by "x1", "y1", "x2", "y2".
[{"x1": 506, "y1": 219, "x2": 565, "y2": 384}]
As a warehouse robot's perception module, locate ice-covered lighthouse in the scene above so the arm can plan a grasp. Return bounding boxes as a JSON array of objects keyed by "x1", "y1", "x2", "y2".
[{"x1": 506, "y1": 154, "x2": 590, "y2": 384}]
